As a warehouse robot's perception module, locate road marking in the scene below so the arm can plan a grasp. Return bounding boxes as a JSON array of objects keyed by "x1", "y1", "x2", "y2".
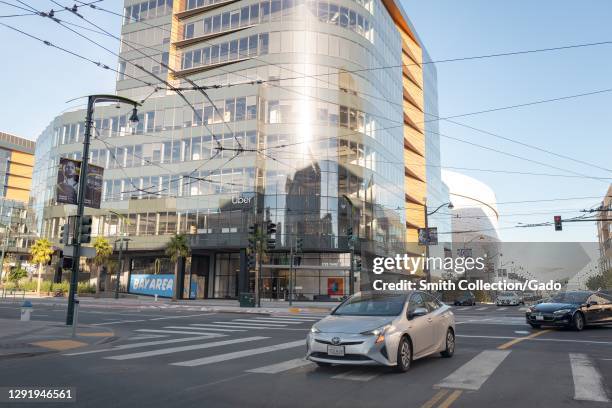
[
  {"x1": 235, "y1": 318, "x2": 302, "y2": 325},
  {"x1": 476, "y1": 307, "x2": 487, "y2": 311},
  {"x1": 519, "y1": 307, "x2": 529, "y2": 311},
  {"x1": 249, "y1": 318, "x2": 308, "y2": 324},
  {"x1": 514, "y1": 331, "x2": 530, "y2": 335},
  {"x1": 106, "y1": 336, "x2": 267, "y2": 360},
  {"x1": 569, "y1": 353, "x2": 610, "y2": 402},
  {"x1": 164, "y1": 325, "x2": 247, "y2": 333},
  {"x1": 188, "y1": 323, "x2": 268, "y2": 330},
  {"x1": 457, "y1": 334, "x2": 612, "y2": 345},
  {"x1": 268, "y1": 316, "x2": 319, "y2": 321},
  {"x1": 32, "y1": 340, "x2": 87, "y2": 351},
  {"x1": 438, "y1": 390, "x2": 463, "y2": 408},
  {"x1": 77, "y1": 332, "x2": 114, "y2": 337},
  {"x1": 419, "y1": 389, "x2": 449, "y2": 408},
  {"x1": 188, "y1": 324, "x2": 249, "y2": 331},
  {"x1": 92, "y1": 319, "x2": 147, "y2": 325},
  {"x1": 436, "y1": 350, "x2": 511, "y2": 391},
  {"x1": 497, "y1": 307, "x2": 507, "y2": 311},
  {"x1": 332, "y1": 369, "x2": 379, "y2": 382},
  {"x1": 276, "y1": 314, "x2": 327, "y2": 319},
  {"x1": 128, "y1": 334, "x2": 168, "y2": 340},
  {"x1": 497, "y1": 330, "x2": 550, "y2": 349},
  {"x1": 134, "y1": 329, "x2": 229, "y2": 336},
  {"x1": 148, "y1": 313, "x2": 215, "y2": 321},
  {"x1": 246, "y1": 358, "x2": 313, "y2": 374},
  {"x1": 64, "y1": 335, "x2": 213, "y2": 356},
  {"x1": 171, "y1": 340, "x2": 305, "y2": 367},
  {"x1": 224, "y1": 321, "x2": 288, "y2": 327}
]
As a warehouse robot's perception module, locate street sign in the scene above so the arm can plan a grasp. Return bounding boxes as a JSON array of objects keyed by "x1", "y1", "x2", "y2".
[
  {"x1": 418, "y1": 227, "x2": 438, "y2": 245},
  {"x1": 62, "y1": 245, "x2": 96, "y2": 258}
]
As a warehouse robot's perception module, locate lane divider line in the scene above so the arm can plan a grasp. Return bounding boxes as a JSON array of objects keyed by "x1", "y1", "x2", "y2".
[{"x1": 497, "y1": 329, "x2": 550, "y2": 350}]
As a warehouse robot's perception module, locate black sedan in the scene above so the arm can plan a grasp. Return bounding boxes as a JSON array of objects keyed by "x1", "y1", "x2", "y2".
[
  {"x1": 453, "y1": 291, "x2": 476, "y2": 306},
  {"x1": 526, "y1": 291, "x2": 612, "y2": 331}
]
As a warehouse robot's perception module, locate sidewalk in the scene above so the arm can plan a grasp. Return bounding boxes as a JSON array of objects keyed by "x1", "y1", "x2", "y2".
[
  {"x1": 3, "y1": 295, "x2": 339, "y2": 315},
  {"x1": 0, "y1": 318, "x2": 115, "y2": 359}
]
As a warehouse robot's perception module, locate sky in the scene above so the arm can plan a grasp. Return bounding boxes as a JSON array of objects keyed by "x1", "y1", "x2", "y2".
[{"x1": 0, "y1": 0, "x2": 610, "y2": 242}]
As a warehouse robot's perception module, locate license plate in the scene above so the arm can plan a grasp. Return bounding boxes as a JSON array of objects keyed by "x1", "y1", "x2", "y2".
[
  {"x1": 536, "y1": 315, "x2": 544, "y2": 321},
  {"x1": 327, "y1": 345, "x2": 345, "y2": 356}
]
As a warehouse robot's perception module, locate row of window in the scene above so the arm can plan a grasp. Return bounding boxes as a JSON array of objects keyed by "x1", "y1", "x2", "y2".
[
  {"x1": 182, "y1": 0, "x2": 372, "y2": 43},
  {"x1": 123, "y1": 0, "x2": 173, "y2": 25},
  {"x1": 181, "y1": 33, "x2": 269, "y2": 70},
  {"x1": 184, "y1": 0, "x2": 374, "y2": 14}
]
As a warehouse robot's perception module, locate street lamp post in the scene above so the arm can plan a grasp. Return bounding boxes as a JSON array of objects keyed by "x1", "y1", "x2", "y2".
[
  {"x1": 423, "y1": 201, "x2": 453, "y2": 283},
  {"x1": 65, "y1": 94, "x2": 140, "y2": 326},
  {"x1": 343, "y1": 195, "x2": 356, "y2": 295}
]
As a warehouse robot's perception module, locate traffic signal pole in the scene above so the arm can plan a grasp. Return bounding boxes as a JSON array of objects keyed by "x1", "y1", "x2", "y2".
[{"x1": 66, "y1": 96, "x2": 94, "y2": 326}]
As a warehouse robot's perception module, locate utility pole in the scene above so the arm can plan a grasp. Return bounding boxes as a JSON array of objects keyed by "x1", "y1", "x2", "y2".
[
  {"x1": 423, "y1": 201, "x2": 454, "y2": 283},
  {"x1": 343, "y1": 195, "x2": 355, "y2": 295},
  {"x1": 66, "y1": 95, "x2": 140, "y2": 326}
]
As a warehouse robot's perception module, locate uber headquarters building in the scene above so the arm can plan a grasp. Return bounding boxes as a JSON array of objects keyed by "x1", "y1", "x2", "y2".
[{"x1": 30, "y1": 0, "x2": 450, "y2": 300}]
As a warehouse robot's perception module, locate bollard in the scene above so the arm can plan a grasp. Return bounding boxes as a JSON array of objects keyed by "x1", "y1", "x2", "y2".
[
  {"x1": 155, "y1": 294, "x2": 158, "y2": 302},
  {"x1": 20, "y1": 300, "x2": 33, "y2": 321},
  {"x1": 71, "y1": 297, "x2": 80, "y2": 338}
]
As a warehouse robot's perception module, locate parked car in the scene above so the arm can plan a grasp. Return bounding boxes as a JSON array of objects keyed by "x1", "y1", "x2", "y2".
[
  {"x1": 306, "y1": 291, "x2": 456, "y2": 372},
  {"x1": 453, "y1": 291, "x2": 476, "y2": 306},
  {"x1": 525, "y1": 290, "x2": 612, "y2": 330},
  {"x1": 496, "y1": 291, "x2": 523, "y2": 306}
]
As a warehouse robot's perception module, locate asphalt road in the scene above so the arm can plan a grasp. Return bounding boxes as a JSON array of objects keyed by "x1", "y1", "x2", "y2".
[{"x1": 0, "y1": 301, "x2": 610, "y2": 408}]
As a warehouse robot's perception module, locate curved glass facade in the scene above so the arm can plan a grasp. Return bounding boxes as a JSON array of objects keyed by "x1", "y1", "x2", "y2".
[{"x1": 31, "y1": 0, "x2": 440, "y2": 299}]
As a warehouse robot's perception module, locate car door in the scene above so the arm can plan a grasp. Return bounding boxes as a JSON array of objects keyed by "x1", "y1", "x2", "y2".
[
  {"x1": 591, "y1": 293, "x2": 612, "y2": 324},
  {"x1": 601, "y1": 293, "x2": 612, "y2": 323},
  {"x1": 423, "y1": 292, "x2": 447, "y2": 350},
  {"x1": 585, "y1": 294, "x2": 606, "y2": 324},
  {"x1": 406, "y1": 292, "x2": 434, "y2": 356}
]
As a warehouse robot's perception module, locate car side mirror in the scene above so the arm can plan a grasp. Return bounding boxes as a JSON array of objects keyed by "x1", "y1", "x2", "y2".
[
  {"x1": 588, "y1": 301, "x2": 597, "y2": 307},
  {"x1": 409, "y1": 307, "x2": 428, "y2": 320}
]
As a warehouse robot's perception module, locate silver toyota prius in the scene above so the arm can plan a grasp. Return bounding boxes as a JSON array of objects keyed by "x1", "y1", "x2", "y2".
[{"x1": 306, "y1": 291, "x2": 455, "y2": 372}]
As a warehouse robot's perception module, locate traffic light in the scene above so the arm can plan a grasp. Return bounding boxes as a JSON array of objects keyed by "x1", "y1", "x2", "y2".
[
  {"x1": 247, "y1": 252, "x2": 256, "y2": 270},
  {"x1": 347, "y1": 226, "x2": 353, "y2": 240},
  {"x1": 296, "y1": 237, "x2": 303, "y2": 253},
  {"x1": 59, "y1": 223, "x2": 69, "y2": 245},
  {"x1": 266, "y1": 221, "x2": 276, "y2": 249},
  {"x1": 554, "y1": 215, "x2": 562, "y2": 231},
  {"x1": 79, "y1": 215, "x2": 92, "y2": 243},
  {"x1": 62, "y1": 257, "x2": 74, "y2": 269},
  {"x1": 354, "y1": 258, "x2": 362, "y2": 271},
  {"x1": 247, "y1": 224, "x2": 257, "y2": 270}
]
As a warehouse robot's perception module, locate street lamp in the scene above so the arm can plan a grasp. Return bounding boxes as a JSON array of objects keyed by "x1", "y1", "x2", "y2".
[
  {"x1": 423, "y1": 201, "x2": 453, "y2": 283},
  {"x1": 342, "y1": 194, "x2": 356, "y2": 295},
  {"x1": 65, "y1": 94, "x2": 140, "y2": 326}
]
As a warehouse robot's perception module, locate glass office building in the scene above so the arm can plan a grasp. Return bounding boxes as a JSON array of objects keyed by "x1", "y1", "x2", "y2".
[{"x1": 31, "y1": 0, "x2": 443, "y2": 299}]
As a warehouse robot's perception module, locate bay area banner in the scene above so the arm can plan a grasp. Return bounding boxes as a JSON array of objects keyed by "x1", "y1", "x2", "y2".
[
  {"x1": 56, "y1": 157, "x2": 103, "y2": 209},
  {"x1": 129, "y1": 274, "x2": 198, "y2": 298}
]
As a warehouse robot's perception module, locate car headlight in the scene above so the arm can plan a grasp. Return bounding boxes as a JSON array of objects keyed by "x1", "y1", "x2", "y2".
[
  {"x1": 310, "y1": 326, "x2": 321, "y2": 334},
  {"x1": 360, "y1": 324, "x2": 391, "y2": 344},
  {"x1": 553, "y1": 309, "x2": 572, "y2": 315}
]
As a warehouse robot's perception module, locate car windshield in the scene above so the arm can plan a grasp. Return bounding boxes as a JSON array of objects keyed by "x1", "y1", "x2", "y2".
[
  {"x1": 547, "y1": 292, "x2": 590, "y2": 304},
  {"x1": 333, "y1": 293, "x2": 408, "y2": 316}
]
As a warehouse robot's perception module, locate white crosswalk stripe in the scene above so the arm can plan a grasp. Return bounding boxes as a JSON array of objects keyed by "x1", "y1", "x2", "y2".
[
  {"x1": 436, "y1": 350, "x2": 511, "y2": 391},
  {"x1": 128, "y1": 334, "x2": 168, "y2": 340},
  {"x1": 188, "y1": 323, "x2": 268, "y2": 330},
  {"x1": 64, "y1": 335, "x2": 215, "y2": 356},
  {"x1": 106, "y1": 337, "x2": 268, "y2": 361},
  {"x1": 134, "y1": 329, "x2": 230, "y2": 336},
  {"x1": 246, "y1": 358, "x2": 313, "y2": 374},
  {"x1": 237, "y1": 318, "x2": 303, "y2": 325},
  {"x1": 332, "y1": 369, "x2": 379, "y2": 382},
  {"x1": 569, "y1": 353, "x2": 610, "y2": 402},
  {"x1": 252, "y1": 317, "x2": 315, "y2": 323},
  {"x1": 497, "y1": 307, "x2": 508, "y2": 311},
  {"x1": 221, "y1": 321, "x2": 288, "y2": 327},
  {"x1": 171, "y1": 340, "x2": 305, "y2": 367},
  {"x1": 476, "y1": 307, "x2": 488, "y2": 311},
  {"x1": 164, "y1": 325, "x2": 247, "y2": 332}
]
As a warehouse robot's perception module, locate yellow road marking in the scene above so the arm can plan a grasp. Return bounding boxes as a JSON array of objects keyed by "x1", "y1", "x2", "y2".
[
  {"x1": 288, "y1": 308, "x2": 300, "y2": 313},
  {"x1": 31, "y1": 340, "x2": 87, "y2": 351},
  {"x1": 438, "y1": 390, "x2": 463, "y2": 408},
  {"x1": 77, "y1": 332, "x2": 113, "y2": 337},
  {"x1": 497, "y1": 329, "x2": 551, "y2": 350},
  {"x1": 420, "y1": 389, "x2": 449, "y2": 408}
]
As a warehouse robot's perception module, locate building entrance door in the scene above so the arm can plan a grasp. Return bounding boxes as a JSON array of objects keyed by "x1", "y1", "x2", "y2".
[{"x1": 261, "y1": 270, "x2": 289, "y2": 300}]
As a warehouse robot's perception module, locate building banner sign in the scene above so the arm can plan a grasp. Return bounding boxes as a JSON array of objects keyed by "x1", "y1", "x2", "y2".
[
  {"x1": 129, "y1": 274, "x2": 175, "y2": 297},
  {"x1": 56, "y1": 158, "x2": 103, "y2": 208}
]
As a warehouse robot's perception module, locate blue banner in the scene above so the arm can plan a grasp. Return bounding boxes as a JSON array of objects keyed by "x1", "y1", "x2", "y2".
[{"x1": 129, "y1": 274, "x2": 175, "y2": 297}]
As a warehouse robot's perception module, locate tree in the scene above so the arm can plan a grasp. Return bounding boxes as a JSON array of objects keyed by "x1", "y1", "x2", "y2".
[
  {"x1": 165, "y1": 234, "x2": 190, "y2": 300},
  {"x1": 91, "y1": 236, "x2": 113, "y2": 293},
  {"x1": 8, "y1": 267, "x2": 27, "y2": 288},
  {"x1": 30, "y1": 238, "x2": 54, "y2": 295}
]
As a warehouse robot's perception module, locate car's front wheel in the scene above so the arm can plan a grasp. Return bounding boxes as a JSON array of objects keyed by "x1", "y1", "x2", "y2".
[
  {"x1": 572, "y1": 312, "x2": 585, "y2": 331},
  {"x1": 440, "y1": 329, "x2": 455, "y2": 358},
  {"x1": 394, "y1": 337, "x2": 412, "y2": 372}
]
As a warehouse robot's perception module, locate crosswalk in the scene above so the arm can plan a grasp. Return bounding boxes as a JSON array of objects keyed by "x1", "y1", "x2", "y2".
[
  {"x1": 63, "y1": 313, "x2": 610, "y2": 403},
  {"x1": 451, "y1": 305, "x2": 530, "y2": 312}
]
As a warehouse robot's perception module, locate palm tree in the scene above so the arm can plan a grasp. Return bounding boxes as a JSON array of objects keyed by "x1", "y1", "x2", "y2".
[
  {"x1": 30, "y1": 238, "x2": 54, "y2": 295},
  {"x1": 165, "y1": 234, "x2": 190, "y2": 300},
  {"x1": 91, "y1": 236, "x2": 113, "y2": 293}
]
